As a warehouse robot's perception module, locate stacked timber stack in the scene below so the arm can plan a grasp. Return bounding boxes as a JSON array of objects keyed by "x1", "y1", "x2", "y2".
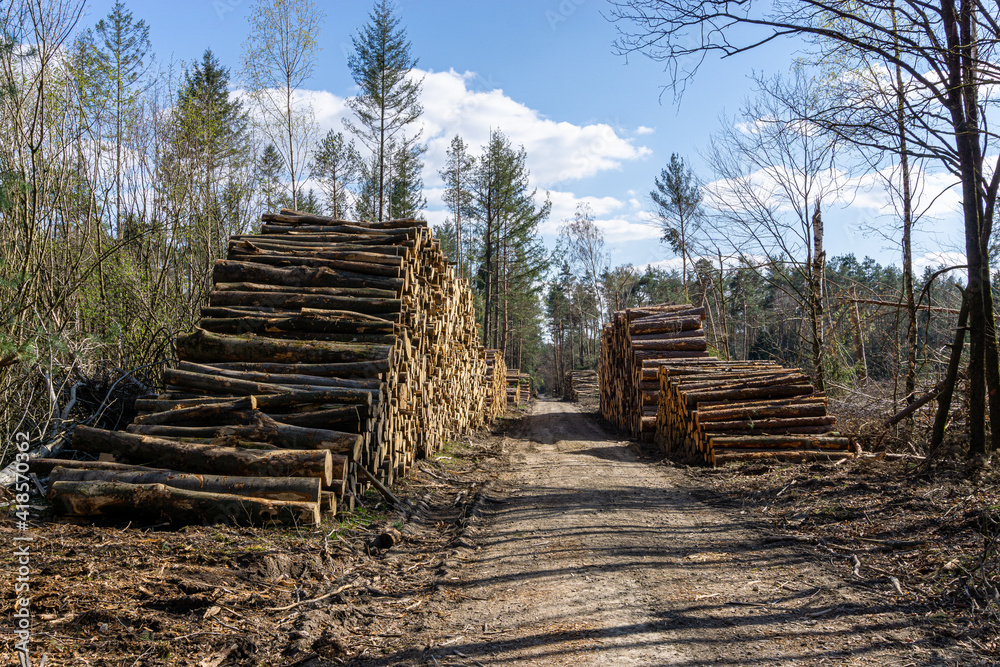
[
  {"x1": 600, "y1": 304, "x2": 713, "y2": 440},
  {"x1": 483, "y1": 350, "x2": 508, "y2": 422},
  {"x1": 520, "y1": 373, "x2": 534, "y2": 401},
  {"x1": 506, "y1": 370, "x2": 523, "y2": 406},
  {"x1": 46, "y1": 210, "x2": 490, "y2": 526},
  {"x1": 654, "y1": 359, "x2": 850, "y2": 465},
  {"x1": 563, "y1": 370, "x2": 599, "y2": 403}
]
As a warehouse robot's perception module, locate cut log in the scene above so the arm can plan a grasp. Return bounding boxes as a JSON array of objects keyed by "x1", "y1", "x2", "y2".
[
  {"x1": 163, "y1": 367, "x2": 374, "y2": 404},
  {"x1": 48, "y1": 480, "x2": 320, "y2": 526},
  {"x1": 212, "y1": 260, "x2": 403, "y2": 292},
  {"x1": 72, "y1": 425, "x2": 333, "y2": 485},
  {"x1": 30, "y1": 458, "x2": 153, "y2": 476},
  {"x1": 127, "y1": 421, "x2": 362, "y2": 457},
  {"x1": 175, "y1": 328, "x2": 392, "y2": 365},
  {"x1": 49, "y1": 466, "x2": 322, "y2": 504},
  {"x1": 208, "y1": 290, "x2": 403, "y2": 316},
  {"x1": 205, "y1": 360, "x2": 389, "y2": 378},
  {"x1": 132, "y1": 399, "x2": 260, "y2": 426},
  {"x1": 175, "y1": 362, "x2": 381, "y2": 394},
  {"x1": 629, "y1": 315, "x2": 703, "y2": 336}
]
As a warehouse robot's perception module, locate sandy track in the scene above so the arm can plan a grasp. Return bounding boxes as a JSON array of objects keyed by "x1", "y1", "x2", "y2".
[{"x1": 405, "y1": 399, "x2": 940, "y2": 666}]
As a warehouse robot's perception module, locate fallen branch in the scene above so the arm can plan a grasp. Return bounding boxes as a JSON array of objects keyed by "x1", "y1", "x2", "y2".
[
  {"x1": 356, "y1": 464, "x2": 400, "y2": 507},
  {"x1": 264, "y1": 580, "x2": 357, "y2": 612}
]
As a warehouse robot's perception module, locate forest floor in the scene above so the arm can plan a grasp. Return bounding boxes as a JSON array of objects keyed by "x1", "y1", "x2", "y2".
[{"x1": 2, "y1": 399, "x2": 999, "y2": 665}]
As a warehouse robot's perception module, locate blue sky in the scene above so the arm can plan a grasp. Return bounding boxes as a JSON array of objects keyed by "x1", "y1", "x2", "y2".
[{"x1": 81, "y1": 0, "x2": 967, "y2": 274}]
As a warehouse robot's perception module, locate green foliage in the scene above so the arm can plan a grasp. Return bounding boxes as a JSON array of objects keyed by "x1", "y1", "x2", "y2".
[
  {"x1": 312, "y1": 130, "x2": 360, "y2": 219},
  {"x1": 439, "y1": 135, "x2": 476, "y2": 279},
  {"x1": 651, "y1": 153, "x2": 702, "y2": 299},
  {"x1": 387, "y1": 142, "x2": 426, "y2": 219},
  {"x1": 258, "y1": 143, "x2": 288, "y2": 212},
  {"x1": 345, "y1": 0, "x2": 423, "y2": 222},
  {"x1": 241, "y1": 0, "x2": 324, "y2": 209},
  {"x1": 470, "y1": 129, "x2": 549, "y2": 373}
]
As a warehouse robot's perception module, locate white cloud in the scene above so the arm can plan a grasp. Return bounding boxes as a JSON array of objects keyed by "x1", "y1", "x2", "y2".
[
  {"x1": 301, "y1": 68, "x2": 651, "y2": 192},
  {"x1": 636, "y1": 125, "x2": 655, "y2": 135},
  {"x1": 641, "y1": 257, "x2": 684, "y2": 273},
  {"x1": 913, "y1": 251, "x2": 967, "y2": 277},
  {"x1": 539, "y1": 191, "x2": 660, "y2": 242},
  {"x1": 843, "y1": 165, "x2": 962, "y2": 221},
  {"x1": 416, "y1": 69, "x2": 651, "y2": 187}
]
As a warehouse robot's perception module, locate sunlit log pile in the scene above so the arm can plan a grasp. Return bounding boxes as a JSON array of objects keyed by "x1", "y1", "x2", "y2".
[
  {"x1": 506, "y1": 371, "x2": 531, "y2": 407},
  {"x1": 563, "y1": 370, "x2": 599, "y2": 402},
  {"x1": 599, "y1": 304, "x2": 712, "y2": 440},
  {"x1": 653, "y1": 359, "x2": 850, "y2": 465},
  {"x1": 483, "y1": 350, "x2": 508, "y2": 422},
  {"x1": 47, "y1": 210, "x2": 492, "y2": 525}
]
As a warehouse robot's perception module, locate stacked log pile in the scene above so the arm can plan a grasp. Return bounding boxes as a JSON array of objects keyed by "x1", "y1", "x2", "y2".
[
  {"x1": 653, "y1": 360, "x2": 850, "y2": 465},
  {"x1": 563, "y1": 370, "x2": 599, "y2": 402},
  {"x1": 48, "y1": 210, "x2": 491, "y2": 525},
  {"x1": 506, "y1": 371, "x2": 532, "y2": 407},
  {"x1": 483, "y1": 350, "x2": 508, "y2": 422},
  {"x1": 600, "y1": 304, "x2": 713, "y2": 439}
]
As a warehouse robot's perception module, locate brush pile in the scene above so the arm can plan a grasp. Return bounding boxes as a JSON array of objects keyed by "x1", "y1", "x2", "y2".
[{"x1": 45, "y1": 211, "x2": 495, "y2": 525}]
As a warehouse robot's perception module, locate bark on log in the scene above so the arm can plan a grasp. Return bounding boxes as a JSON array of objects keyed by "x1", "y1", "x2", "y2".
[
  {"x1": 72, "y1": 426, "x2": 333, "y2": 485},
  {"x1": 49, "y1": 466, "x2": 322, "y2": 504},
  {"x1": 213, "y1": 260, "x2": 403, "y2": 292},
  {"x1": 208, "y1": 290, "x2": 402, "y2": 316},
  {"x1": 126, "y1": 421, "x2": 362, "y2": 457},
  {"x1": 629, "y1": 315, "x2": 703, "y2": 336},
  {"x1": 49, "y1": 480, "x2": 320, "y2": 526},
  {"x1": 175, "y1": 328, "x2": 392, "y2": 365},
  {"x1": 204, "y1": 360, "x2": 389, "y2": 379},
  {"x1": 163, "y1": 367, "x2": 374, "y2": 404},
  {"x1": 175, "y1": 362, "x2": 381, "y2": 394}
]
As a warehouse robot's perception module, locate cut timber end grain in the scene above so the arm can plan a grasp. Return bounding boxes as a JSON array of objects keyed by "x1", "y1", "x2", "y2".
[
  {"x1": 49, "y1": 213, "x2": 494, "y2": 527},
  {"x1": 602, "y1": 301, "x2": 849, "y2": 466}
]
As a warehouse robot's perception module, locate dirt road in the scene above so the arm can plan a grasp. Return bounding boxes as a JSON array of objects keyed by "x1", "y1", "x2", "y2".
[{"x1": 389, "y1": 399, "x2": 950, "y2": 666}]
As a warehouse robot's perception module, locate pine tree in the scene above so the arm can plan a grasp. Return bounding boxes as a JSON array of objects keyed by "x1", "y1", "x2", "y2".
[
  {"x1": 89, "y1": 1, "x2": 152, "y2": 238},
  {"x1": 298, "y1": 188, "x2": 322, "y2": 215},
  {"x1": 258, "y1": 144, "x2": 286, "y2": 213},
  {"x1": 651, "y1": 153, "x2": 703, "y2": 301},
  {"x1": 312, "y1": 130, "x2": 359, "y2": 219},
  {"x1": 354, "y1": 154, "x2": 379, "y2": 221},
  {"x1": 387, "y1": 142, "x2": 425, "y2": 219},
  {"x1": 174, "y1": 49, "x2": 252, "y2": 239},
  {"x1": 472, "y1": 130, "x2": 550, "y2": 358},
  {"x1": 345, "y1": 0, "x2": 422, "y2": 222},
  {"x1": 439, "y1": 135, "x2": 475, "y2": 279},
  {"x1": 176, "y1": 50, "x2": 248, "y2": 172}
]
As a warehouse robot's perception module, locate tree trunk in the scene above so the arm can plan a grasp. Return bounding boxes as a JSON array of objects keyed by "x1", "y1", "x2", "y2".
[
  {"x1": 49, "y1": 466, "x2": 322, "y2": 504},
  {"x1": 808, "y1": 202, "x2": 827, "y2": 392},
  {"x1": 930, "y1": 290, "x2": 969, "y2": 452},
  {"x1": 72, "y1": 425, "x2": 334, "y2": 486},
  {"x1": 49, "y1": 480, "x2": 320, "y2": 526},
  {"x1": 175, "y1": 328, "x2": 391, "y2": 365}
]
